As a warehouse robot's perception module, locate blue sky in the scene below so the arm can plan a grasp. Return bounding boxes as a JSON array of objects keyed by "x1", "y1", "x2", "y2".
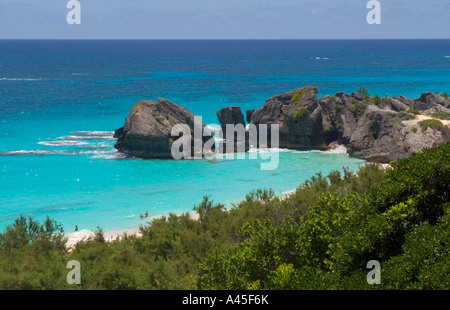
[{"x1": 0, "y1": 0, "x2": 449, "y2": 39}]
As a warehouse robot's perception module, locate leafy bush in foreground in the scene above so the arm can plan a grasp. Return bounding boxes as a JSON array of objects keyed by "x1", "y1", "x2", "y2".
[{"x1": 197, "y1": 143, "x2": 450, "y2": 290}]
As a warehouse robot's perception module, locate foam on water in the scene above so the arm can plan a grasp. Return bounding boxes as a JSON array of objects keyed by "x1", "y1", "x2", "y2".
[
  {"x1": 38, "y1": 141, "x2": 87, "y2": 146},
  {"x1": 0, "y1": 149, "x2": 78, "y2": 156},
  {"x1": 328, "y1": 145, "x2": 348, "y2": 154}
]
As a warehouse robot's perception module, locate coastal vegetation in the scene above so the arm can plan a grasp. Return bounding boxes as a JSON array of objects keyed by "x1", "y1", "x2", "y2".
[
  {"x1": 290, "y1": 90, "x2": 306, "y2": 104},
  {"x1": 404, "y1": 114, "x2": 416, "y2": 120},
  {"x1": 0, "y1": 143, "x2": 449, "y2": 290},
  {"x1": 418, "y1": 119, "x2": 444, "y2": 132},
  {"x1": 431, "y1": 111, "x2": 450, "y2": 120},
  {"x1": 289, "y1": 108, "x2": 310, "y2": 118},
  {"x1": 290, "y1": 85, "x2": 315, "y2": 104},
  {"x1": 357, "y1": 86, "x2": 370, "y2": 99},
  {"x1": 405, "y1": 109, "x2": 421, "y2": 115}
]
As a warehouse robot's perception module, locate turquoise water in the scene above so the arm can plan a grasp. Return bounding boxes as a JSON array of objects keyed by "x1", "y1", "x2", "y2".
[{"x1": 1, "y1": 40, "x2": 449, "y2": 232}]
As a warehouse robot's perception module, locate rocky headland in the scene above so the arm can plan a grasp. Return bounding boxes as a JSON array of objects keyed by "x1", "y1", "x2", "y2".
[
  {"x1": 249, "y1": 86, "x2": 450, "y2": 163},
  {"x1": 114, "y1": 87, "x2": 450, "y2": 163}
]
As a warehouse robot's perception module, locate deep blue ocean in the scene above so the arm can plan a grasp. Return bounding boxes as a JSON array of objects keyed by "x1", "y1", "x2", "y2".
[{"x1": 1, "y1": 40, "x2": 449, "y2": 233}]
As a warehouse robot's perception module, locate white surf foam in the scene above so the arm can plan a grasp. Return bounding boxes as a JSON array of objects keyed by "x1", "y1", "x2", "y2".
[
  {"x1": 71, "y1": 131, "x2": 114, "y2": 137},
  {"x1": 38, "y1": 140, "x2": 87, "y2": 146},
  {"x1": 62, "y1": 135, "x2": 113, "y2": 140},
  {"x1": 0, "y1": 77, "x2": 44, "y2": 81},
  {"x1": 328, "y1": 145, "x2": 348, "y2": 154},
  {"x1": 0, "y1": 149, "x2": 78, "y2": 156}
]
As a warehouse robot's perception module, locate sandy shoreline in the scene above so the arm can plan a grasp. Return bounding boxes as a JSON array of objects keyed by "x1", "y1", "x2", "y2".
[
  {"x1": 63, "y1": 180, "x2": 352, "y2": 250},
  {"x1": 65, "y1": 228, "x2": 143, "y2": 250},
  {"x1": 64, "y1": 212, "x2": 201, "y2": 250}
]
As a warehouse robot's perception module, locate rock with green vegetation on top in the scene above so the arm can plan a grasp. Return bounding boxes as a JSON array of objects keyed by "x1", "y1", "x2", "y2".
[{"x1": 249, "y1": 86, "x2": 450, "y2": 163}]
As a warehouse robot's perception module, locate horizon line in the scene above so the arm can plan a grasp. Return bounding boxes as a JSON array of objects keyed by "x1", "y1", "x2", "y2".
[{"x1": 1, "y1": 38, "x2": 450, "y2": 41}]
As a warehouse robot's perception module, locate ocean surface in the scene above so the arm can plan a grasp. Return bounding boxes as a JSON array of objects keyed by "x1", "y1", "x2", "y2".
[{"x1": 1, "y1": 39, "x2": 449, "y2": 233}]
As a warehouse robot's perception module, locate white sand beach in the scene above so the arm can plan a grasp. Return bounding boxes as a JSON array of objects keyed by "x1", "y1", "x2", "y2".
[
  {"x1": 65, "y1": 228, "x2": 143, "y2": 250},
  {"x1": 64, "y1": 211, "x2": 202, "y2": 250}
]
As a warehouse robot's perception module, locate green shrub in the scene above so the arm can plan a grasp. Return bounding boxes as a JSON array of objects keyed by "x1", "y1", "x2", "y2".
[
  {"x1": 405, "y1": 114, "x2": 416, "y2": 121},
  {"x1": 290, "y1": 90, "x2": 306, "y2": 103},
  {"x1": 405, "y1": 109, "x2": 421, "y2": 115},
  {"x1": 290, "y1": 108, "x2": 310, "y2": 118},
  {"x1": 370, "y1": 95, "x2": 384, "y2": 107},
  {"x1": 418, "y1": 119, "x2": 444, "y2": 132},
  {"x1": 357, "y1": 87, "x2": 370, "y2": 98},
  {"x1": 431, "y1": 111, "x2": 450, "y2": 120},
  {"x1": 381, "y1": 205, "x2": 450, "y2": 289}
]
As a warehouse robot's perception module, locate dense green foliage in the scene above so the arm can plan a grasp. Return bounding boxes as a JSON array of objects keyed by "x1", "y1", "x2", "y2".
[
  {"x1": 197, "y1": 143, "x2": 450, "y2": 289},
  {"x1": 0, "y1": 143, "x2": 449, "y2": 290}
]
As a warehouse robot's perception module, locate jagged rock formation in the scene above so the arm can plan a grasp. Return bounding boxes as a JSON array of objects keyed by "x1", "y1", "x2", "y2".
[
  {"x1": 216, "y1": 107, "x2": 246, "y2": 136},
  {"x1": 245, "y1": 109, "x2": 254, "y2": 123},
  {"x1": 114, "y1": 89, "x2": 450, "y2": 163},
  {"x1": 114, "y1": 98, "x2": 214, "y2": 159},
  {"x1": 250, "y1": 86, "x2": 450, "y2": 163},
  {"x1": 216, "y1": 106, "x2": 249, "y2": 153}
]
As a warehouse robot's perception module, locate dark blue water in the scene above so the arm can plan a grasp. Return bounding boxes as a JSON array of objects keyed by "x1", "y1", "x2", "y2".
[{"x1": 0, "y1": 40, "x2": 449, "y2": 233}]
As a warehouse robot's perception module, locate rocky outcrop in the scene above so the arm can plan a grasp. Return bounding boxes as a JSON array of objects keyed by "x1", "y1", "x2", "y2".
[
  {"x1": 216, "y1": 107, "x2": 245, "y2": 136},
  {"x1": 114, "y1": 98, "x2": 214, "y2": 159},
  {"x1": 250, "y1": 86, "x2": 450, "y2": 163},
  {"x1": 251, "y1": 86, "x2": 328, "y2": 150},
  {"x1": 114, "y1": 89, "x2": 450, "y2": 162},
  {"x1": 216, "y1": 106, "x2": 249, "y2": 153},
  {"x1": 348, "y1": 108, "x2": 450, "y2": 162},
  {"x1": 245, "y1": 109, "x2": 254, "y2": 123}
]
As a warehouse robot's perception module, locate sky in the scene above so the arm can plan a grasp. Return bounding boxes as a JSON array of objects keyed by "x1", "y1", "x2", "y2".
[{"x1": 0, "y1": 0, "x2": 449, "y2": 39}]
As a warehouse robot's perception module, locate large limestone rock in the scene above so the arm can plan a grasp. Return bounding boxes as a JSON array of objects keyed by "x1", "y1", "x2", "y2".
[
  {"x1": 349, "y1": 108, "x2": 450, "y2": 162},
  {"x1": 114, "y1": 98, "x2": 214, "y2": 159},
  {"x1": 251, "y1": 86, "x2": 328, "y2": 150}
]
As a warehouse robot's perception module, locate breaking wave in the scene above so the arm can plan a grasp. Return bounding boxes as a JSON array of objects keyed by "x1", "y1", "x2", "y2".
[
  {"x1": 0, "y1": 77, "x2": 45, "y2": 81},
  {"x1": 71, "y1": 131, "x2": 114, "y2": 137},
  {"x1": 38, "y1": 141, "x2": 87, "y2": 146},
  {"x1": 0, "y1": 130, "x2": 123, "y2": 159},
  {"x1": 0, "y1": 150, "x2": 78, "y2": 156}
]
